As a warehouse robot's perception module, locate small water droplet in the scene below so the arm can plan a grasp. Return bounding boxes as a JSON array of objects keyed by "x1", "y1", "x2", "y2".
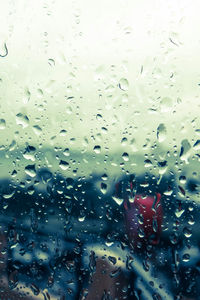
[
  {"x1": 121, "y1": 137, "x2": 128, "y2": 146},
  {"x1": 93, "y1": 145, "x2": 101, "y2": 154},
  {"x1": 183, "y1": 227, "x2": 192, "y2": 238},
  {"x1": 63, "y1": 148, "x2": 70, "y2": 156},
  {"x1": 101, "y1": 173, "x2": 108, "y2": 181},
  {"x1": 112, "y1": 196, "x2": 124, "y2": 206},
  {"x1": 182, "y1": 253, "x2": 190, "y2": 262},
  {"x1": 175, "y1": 208, "x2": 185, "y2": 218},
  {"x1": 119, "y1": 78, "x2": 129, "y2": 91},
  {"x1": 157, "y1": 123, "x2": 167, "y2": 142},
  {"x1": 48, "y1": 58, "x2": 55, "y2": 67},
  {"x1": 193, "y1": 139, "x2": 200, "y2": 150},
  {"x1": 160, "y1": 97, "x2": 172, "y2": 112},
  {"x1": 33, "y1": 125, "x2": 42, "y2": 135},
  {"x1": 100, "y1": 182, "x2": 107, "y2": 194},
  {"x1": 96, "y1": 114, "x2": 103, "y2": 121},
  {"x1": 0, "y1": 119, "x2": 6, "y2": 129}
]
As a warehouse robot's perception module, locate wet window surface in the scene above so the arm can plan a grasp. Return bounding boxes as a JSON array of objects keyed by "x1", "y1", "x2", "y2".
[{"x1": 0, "y1": 1, "x2": 200, "y2": 299}]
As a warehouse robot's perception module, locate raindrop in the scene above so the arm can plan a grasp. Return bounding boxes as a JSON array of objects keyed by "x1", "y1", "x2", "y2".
[
  {"x1": 175, "y1": 208, "x2": 185, "y2": 218},
  {"x1": 112, "y1": 196, "x2": 124, "y2": 206},
  {"x1": 59, "y1": 160, "x2": 69, "y2": 170},
  {"x1": 108, "y1": 256, "x2": 117, "y2": 265},
  {"x1": 180, "y1": 139, "x2": 191, "y2": 161},
  {"x1": 160, "y1": 97, "x2": 172, "y2": 112},
  {"x1": 93, "y1": 145, "x2": 101, "y2": 154},
  {"x1": 193, "y1": 139, "x2": 200, "y2": 150},
  {"x1": 179, "y1": 175, "x2": 186, "y2": 184},
  {"x1": 23, "y1": 88, "x2": 31, "y2": 104},
  {"x1": 121, "y1": 137, "x2": 128, "y2": 146},
  {"x1": 122, "y1": 152, "x2": 129, "y2": 161},
  {"x1": 33, "y1": 125, "x2": 42, "y2": 135},
  {"x1": 144, "y1": 159, "x2": 152, "y2": 168},
  {"x1": 101, "y1": 173, "x2": 108, "y2": 181},
  {"x1": 0, "y1": 119, "x2": 6, "y2": 129},
  {"x1": 30, "y1": 283, "x2": 40, "y2": 296},
  {"x1": 157, "y1": 123, "x2": 167, "y2": 142},
  {"x1": 48, "y1": 58, "x2": 55, "y2": 66},
  {"x1": 23, "y1": 145, "x2": 36, "y2": 161},
  {"x1": 182, "y1": 253, "x2": 190, "y2": 262},
  {"x1": 96, "y1": 114, "x2": 103, "y2": 121},
  {"x1": 110, "y1": 267, "x2": 121, "y2": 278},
  {"x1": 100, "y1": 182, "x2": 107, "y2": 194},
  {"x1": 25, "y1": 164, "x2": 37, "y2": 177},
  {"x1": 63, "y1": 148, "x2": 70, "y2": 156},
  {"x1": 183, "y1": 227, "x2": 192, "y2": 238},
  {"x1": 3, "y1": 190, "x2": 15, "y2": 199},
  {"x1": 16, "y1": 113, "x2": 29, "y2": 128},
  {"x1": 118, "y1": 78, "x2": 129, "y2": 91},
  {"x1": 0, "y1": 43, "x2": 8, "y2": 57}
]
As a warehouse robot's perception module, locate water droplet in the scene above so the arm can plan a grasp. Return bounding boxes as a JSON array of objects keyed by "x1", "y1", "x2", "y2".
[
  {"x1": 175, "y1": 208, "x2": 185, "y2": 218},
  {"x1": 122, "y1": 152, "x2": 129, "y2": 161},
  {"x1": 48, "y1": 58, "x2": 55, "y2": 67},
  {"x1": 182, "y1": 253, "x2": 190, "y2": 262},
  {"x1": 23, "y1": 145, "x2": 36, "y2": 161},
  {"x1": 193, "y1": 139, "x2": 200, "y2": 150},
  {"x1": 160, "y1": 97, "x2": 172, "y2": 112},
  {"x1": 78, "y1": 215, "x2": 86, "y2": 222},
  {"x1": 3, "y1": 190, "x2": 15, "y2": 199},
  {"x1": 30, "y1": 283, "x2": 40, "y2": 296},
  {"x1": 63, "y1": 148, "x2": 70, "y2": 156},
  {"x1": 110, "y1": 267, "x2": 121, "y2": 278},
  {"x1": 180, "y1": 139, "x2": 191, "y2": 161},
  {"x1": 100, "y1": 182, "x2": 107, "y2": 194},
  {"x1": 59, "y1": 160, "x2": 69, "y2": 170},
  {"x1": 0, "y1": 119, "x2": 6, "y2": 129},
  {"x1": 23, "y1": 88, "x2": 31, "y2": 104},
  {"x1": 121, "y1": 137, "x2": 128, "y2": 146},
  {"x1": 144, "y1": 159, "x2": 152, "y2": 168},
  {"x1": 93, "y1": 145, "x2": 101, "y2": 154},
  {"x1": 33, "y1": 125, "x2": 42, "y2": 135},
  {"x1": 0, "y1": 43, "x2": 8, "y2": 57},
  {"x1": 119, "y1": 78, "x2": 129, "y2": 91},
  {"x1": 96, "y1": 113, "x2": 103, "y2": 120},
  {"x1": 25, "y1": 164, "x2": 36, "y2": 177},
  {"x1": 16, "y1": 113, "x2": 29, "y2": 128},
  {"x1": 112, "y1": 196, "x2": 124, "y2": 206},
  {"x1": 183, "y1": 227, "x2": 192, "y2": 238},
  {"x1": 157, "y1": 123, "x2": 167, "y2": 142},
  {"x1": 8, "y1": 140, "x2": 16, "y2": 151},
  {"x1": 101, "y1": 173, "x2": 108, "y2": 181},
  {"x1": 59, "y1": 129, "x2": 67, "y2": 136},
  {"x1": 179, "y1": 175, "x2": 186, "y2": 184}
]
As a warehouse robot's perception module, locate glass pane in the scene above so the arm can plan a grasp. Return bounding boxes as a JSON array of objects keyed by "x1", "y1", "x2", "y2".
[{"x1": 0, "y1": 1, "x2": 199, "y2": 299}]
